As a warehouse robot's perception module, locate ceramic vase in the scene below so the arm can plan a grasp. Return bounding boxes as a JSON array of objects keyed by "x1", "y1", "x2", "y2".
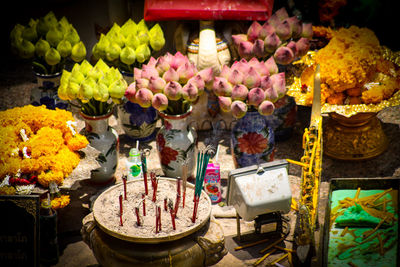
[
  {"x1": 231, "y1": 111, "x2": 275, "y2": 168},
  {"x1": 156, "y1": 106, "x2": 197, "y2": 179},
  {"x1": 31, "y1": 72, "x2": 69, "y2": 110},
  {"x1": 117, "y1": 100, "x2": 158, "y2": 142},
  {"x1": 80, "y1": 110, "x2": 119, "y2": 185},
  {"x1": 265, "y1": 95, "x2": 297, "y2": 141}
]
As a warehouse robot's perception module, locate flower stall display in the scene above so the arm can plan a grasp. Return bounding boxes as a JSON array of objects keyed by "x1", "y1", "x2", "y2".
[
  {"x1": 91, "y1": 19, "x2": 166, "y2": 76},
  {"x1": 125, "y1": 52, "x2": 214, "y2": 179},
  {"x1": 231, "y1": 7, "x2": 312, "y2": 65},
  {"x1": 9, "y1": 11, "x2": 87, "y2": 109},
  {"x1": 211, "y1": 56, "x2": 287, "y2": 167},
  {"x1": 58, "y1": 59, "x2": 125, "y2": 183},
  {"x1": 0, "y1": 105, "x2": 88, "y2": 209}
]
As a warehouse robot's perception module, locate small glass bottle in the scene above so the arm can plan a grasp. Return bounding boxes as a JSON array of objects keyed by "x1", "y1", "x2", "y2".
[{"x1": 126, "y1": 148, "x2": 143, "y2": 180}]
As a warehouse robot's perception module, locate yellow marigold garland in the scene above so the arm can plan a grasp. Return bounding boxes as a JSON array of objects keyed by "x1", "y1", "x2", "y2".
[
  {"x1": 51, "y1": 195, "x2": 70, "y2": 210},
  {"x1": 0, "y1": 105, "x2": 88, "y2": 187}
]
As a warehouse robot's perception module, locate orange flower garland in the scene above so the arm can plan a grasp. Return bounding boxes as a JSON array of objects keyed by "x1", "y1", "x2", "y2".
[{"x1": 0, "y1": 105, "x2": 88, "y2": 187}]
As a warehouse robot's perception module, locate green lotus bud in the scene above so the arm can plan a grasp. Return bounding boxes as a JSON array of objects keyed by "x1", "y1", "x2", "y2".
[
  {"x1": 60, "y1": 69, "x2": 71, "y2": 87},
  {"x1": 96, "y1": 82, "x2": 110, "y2": 102},
  {"x1": 18, "y1": 39, "x2": 35, "y2": 59},
  {"x1": 149, "y1": 34, "x2": 165, "y2": 51},
  {"x1": 109, "y1": 78, "x2": 127, "y2": 99},
  {"x1": 99, "y1": 70, "x2": 114, "y2": 87},
  {"x1": 22, "y1": 25, "x2": 38, "y2": 42},
  {"x1": 45, "y1": 48, "x2": 61, "y2": 66},
  {"x1": 87, "y1": 65, "x2": 104, "y2": 81},
  {"x1": 125, "y1": 33, "x2": 140, "y2": 49},
  {"x1": 35, "y1": 38, "x2": 50, "y2": 57},
  {"x1": 28, "y1": 18, "x2": 38, "y2": 28},
  {"x1": 57, "y1": 39, "x2": 72, "y2": 57},
  {"x1": 36, "y1": 17, "x2": 49, "y2": 37},
  {"x1": 120, "y1": 46, "x2": 136, "y2": 65},
  {"x1": 94, "y1": 58, "x2": 110, "y2": 74},
  {"x1": 58, "y1": 82, "x2": 70, "y2": 100},
  {"x1": 107, "y1": 31, "x2": 125, "y2": 48},
  {"x1": 71, "y1": 41, "x2": 86, "y2": 62},
  {"x1": 137, "y1": 30, "x2": 149, "y2": 45},
  {"x1": 67, "y1": 81, "x2": 80, "y2": 99},
  {"x1": 135, "y1": 44, "x2": 150, "y2": 63},
  {"x1": 64, "y1": 27, "x2": 80, "y2": 46},
  {"x1": 10, "y1": 24, "x2": 24, "y2": 42},
  {"x1": 137, "y1": 19, "x2": 148, "y2": 33},
  {"x1": 46, "y1": 26, "x2": 63, "y2": 47},
  {"x1": 79, "y1": 60, "x2": 93, "y2": 76},
  {"x1": 78, "y1": 77, "x2": 96, "y2": 102},
  {"x1": 149, "y1": 23, "x2": 163, "y2": 38},
  {"x1": 59, "y1": 16, "x2": 71, "y2": 32},
  {"x1": 44, "y1": 11, "x2": 58, "y2": 26},
  {"x1": 70, "y1": 65, "x2": 85, "y2": 84},
  {"x1": 121, "y1": 19, "x2": 137, "y2": 37},
  {"x1": 105, "y1": 42, "x2": 121, "y2": 62},
  {"x1": 107, "y1": 23, "x2": 121, "y2": 36}
]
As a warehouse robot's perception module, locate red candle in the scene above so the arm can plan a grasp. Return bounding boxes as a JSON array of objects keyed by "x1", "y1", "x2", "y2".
[
  {"x1": 122, "y1": 176, "x2": 127, "y2": 200},
  {"x1": 135, "y1": 207, "x2": 141, "y2": 226},
  {"x1": 119, "y1": 194, "x2": 123, "y2": 226},
  {"x1": 170, "y1": 208, "x2": 176, "y2": 230},
  {"x1": 142, "y1": 193, "x2": 146, "y2": 216}
]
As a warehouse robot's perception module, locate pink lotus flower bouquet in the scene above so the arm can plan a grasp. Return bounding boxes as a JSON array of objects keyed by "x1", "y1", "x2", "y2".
[
  {"x1": 125, "y1": 52, "x2": 214, "y2": 115},
  {"x1": 213, "y1": 57, "x2": 286, "y2": 119},
  {"x1": 232, "y1": 7, "x2": 313, "y2": 65}
]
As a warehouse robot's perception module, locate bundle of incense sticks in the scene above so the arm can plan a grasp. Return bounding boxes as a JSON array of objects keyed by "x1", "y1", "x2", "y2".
[
  {"x1": 150, "y1": 172, "x2": 158, "y2": 202},
  {"x1": 122, "y1": 175, "x2": 127, "y2": 200},
  {"x1": 192, "y1": 149, "x2": 211, "y2": 223},
  {"x1": 141, "y1": 150, "x2": 148, "y2": 195},
  {"x1": 182, "y1": 164, "x2": 188, "y2": 208},
  {"x1": 119, "y1": 194, "x2": 123, "y2": 226}
]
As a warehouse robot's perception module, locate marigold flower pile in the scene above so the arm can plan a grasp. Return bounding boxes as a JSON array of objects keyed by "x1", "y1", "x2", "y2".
[{"x1": 0, "y1": 105, "x2": 88, "y2": 187}]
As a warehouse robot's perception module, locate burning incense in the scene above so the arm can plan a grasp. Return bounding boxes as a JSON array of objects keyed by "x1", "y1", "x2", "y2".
[
  {"x1": 141, "y1": 150, "x2": 149, "y2": 195},
  {"x1": 135, "y1": 207, "x2": 141, "y2": 226},
  {"x1": 142, "y1": 193, "x2": 146, "y2": 216},
  {"x1": 122, "y1": 175, "x2": 127, "y2": 200},
  {"x1": 119, "y1": 194, "x2": 123, "y2": 226}
]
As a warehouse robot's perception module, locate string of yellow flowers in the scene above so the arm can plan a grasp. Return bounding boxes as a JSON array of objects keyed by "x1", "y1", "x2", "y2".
[{"x1": 0, "y1": 105, "x2": 88, "y2": 188}]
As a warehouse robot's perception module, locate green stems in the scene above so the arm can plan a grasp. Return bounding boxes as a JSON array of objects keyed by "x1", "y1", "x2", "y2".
[{"x1": 79, "y1": 99, "x2": 113, "y2": 116}]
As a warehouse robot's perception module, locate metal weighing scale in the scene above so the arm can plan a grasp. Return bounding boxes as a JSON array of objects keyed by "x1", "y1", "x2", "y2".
[{"x1": 227, "y1": 159, "x2": 292, "y2": 241}]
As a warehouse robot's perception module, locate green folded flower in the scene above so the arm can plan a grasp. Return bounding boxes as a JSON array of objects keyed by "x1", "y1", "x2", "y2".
[
  {"x1": 67, "y1": 80, "x2": 80, "y2": 99},
  {"x1": 87, "y1": 65, "x2": 104, "y2": 81},
  {"x1": 109, "y1": 77, "x2": 127, "y2": 100},
  {"x1": 107, "y1": 23, "x2": 121, "y2": 36},
  {"x1": 36, "y1": 17, "x2": 50, "y2": 37},
  {"x1": 120, "y1": 46, "x2": 136, "y2": 65},
  {"x1": 35, "y1": 38, "x2": 50, "y2": 57},
  {"x1": 46, "y1": 26, "x2": 63, "y2": 47},
  {"x1": 105, "y1": 42, "x2": 121, "y2": 62},
  {"x1": 71, "y1": 41, "x2": 86, "y2": 62},
  {"x1": 60, "y1": 69, "x2": 71, "y2": 87},
  {"x1": 96, "y1": 82, "x2": 110, "y2": 102},
  {"x1": 107, "y1": 31, "x2": 125, "y2": 48},
  {"x1": 10, "y1": 24, "x2": 24, "y2": 42},
  {"x1": 137, "y1": 30, "x2": 149, "y2": 45},
  {"x1": 124, "y1": 33, "x2": 140, "y2": 49},
  {"x1": 79, "y1": 60, "x2": 93, "y2": 76},
  {"x1": 22, "y1": 25, "x2": 38, "y2": 42},
  {"x1": 149, "y1": 23, "x2": 163, "y2": 38},
  {"x1": 64, "y1": 27, "x2": 80, "y2": 46},
  {"x1": 57, "y1": 39, "x2": 72, "y2": 57},
  {"x1": 45, "y1": 48, "x2": 61, "y2": 66},
  {"x1": 18, "y1": 39, "x2": 35, "y2": 59},
  {"x1": 137, "y1": 19, "x2": 148, "y2": 33},
  {"x1": 94, "y1": 58, "x2": 110, "y2": 74},
  {"x1": 78, "y1": 77, "x2": 96, "y2": 102},
  {"x1": 135, "y1": 44, "x2": 150, "y2": 63},
  {"x1": 59, "y1": 16, "x2": 71, "y2": 33},
  {"x1": 70, "y1": 65, "x2": 85, "y2": 84},
  {"x1": 150, "y1": 34, "x2": 165, "y2": 51},
  {"x1": 121, "y1": 19, "x2": 137, "y2": 37}
]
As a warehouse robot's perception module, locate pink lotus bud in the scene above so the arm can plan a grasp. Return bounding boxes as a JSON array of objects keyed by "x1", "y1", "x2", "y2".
[
  {"x1": 260, "y1": 75, "x2": 272, "y2": 90},
  {"x1": 264, "y1": 32, "x2": 282, "y2": 53},
  {"x1": 188, "y1": 74, "x2": 205, "y2": 90},
  {"x1": 152, "y1": 93, "x2": 168, "y2": 111},
  {"x1": 147, "y1": 57, "x2": 157, "y2": 68},
  {"x1": 231, "y1": 84, "x2": 249, "y2": 101},
  {"x1": 219, "y1": 65, "x2": 231, "y2": 80},
  {"x1": 170, "y1": 51, "x2": 187, "y2": 70},
  {"x1": 259, "y1": 22, "x2": 275, "y2": 40},
  {"x1": 155, "y1": 56, "x2": 170, "y2": 75},
  {"x1": 275, "y1": 20, "x2": 291, "y2": 41},
  {"x1": 134, "y1": 68, "x2": 142, "y2": 79},
  {"x1": 218, "y1": 96, "x2": 232, "y2": 112},
  {"x1": 162, "y1": 68, "x2": 179, "y2": 82},
  {"x1": 256, "y1": 61, "x2": 269, "y2": 76},
  {"x1": 136, "y1": 78, "x2": 149, "y2": 89},
  {"x1": 248, "y1": 87, "x2": 265, "y2": 106},
  {"x1": 247, "y1": 21, "x2": 262, "y2": 42},
  {"x1": 163, "y1": 52, "x2": 174, "y2": 66},
  {"x1": 238, "y1": 41, "x2": 254, "y2": 60},
  {"x1": 275, "y1": 7, "x2": 289, "y2": 21},
  {"x1": 268, "y1": 13, "x2": 281, "y2": 28},
  {"x1": 164, "y1": 81, "x2": 182, "y2": 100},
  {"x1": 258, "y1": 100, "x2": 275, "y2": 115},
  {"x1": 274, "y1": 46, "x2": 295, "y2": 65},
  {"x1": 286, "y1": 16, "x2": 302, "y2": 39},
  {"x1": 231, "y1": 100, "x2": 248, "y2": 119},
  {"x1": 197, "y1": 67, "x2": 213, "y2": 83},
  {"x1": 232, "y1": 34, "x2": 248, "y2": 47},
  {"x1": 213, "y1": 77, "x2": 232, "y2": 97},
  {"x1": 182, "y1": 82, "x2": 198, "y2": 101},
  {"x1": 228, "y1": 69, "x2": 244, "y2": 85},
  {"x1": 125, "y1": 82, "x2": 136, "y2": 102},
  {"x1": 270, "y1": 73, "x2": 286, "y2": 98},
  {"x1": 264, "y1": 86, "x2": 279, "y2": 102},
  {"x1": 296, "y1": 37, "x2": 310, "y2": 57},
  {"x1": 136, "y1": 88, "x2": 153, "y2": 108},
  {"x1": 248, "y1": 57, "x2": 260, "y2": 68},
  {"x1": 149, "y1": 76, "x2": 166, "y2": 93},
  {"x1": 287, "y1": 41, "x2": 298, "y2": 58},
  {"x1": 177, "y1": 62, "x2": 195, "y2": 84},
  {"x1": 301, "y1": 23, "x2": 313, "y2": 39},
  {"x1": 252, "y1": 39, "x2": 265, "y2": 58},
  {"x1": 141, "y1": 65, "x2": 159, "y2": 80},
  {"x1": 265, "y1": 57, "x2": 278, "y2": 75},
  {"x1": 243, "y1": 67, "x2": 261, "y2": 88}
]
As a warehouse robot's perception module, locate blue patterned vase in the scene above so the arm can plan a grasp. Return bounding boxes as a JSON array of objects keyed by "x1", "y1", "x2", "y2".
[
  {"x1": 31, "y1": 72, "x2": 69, "y2": 110},
  {"x1": 231, "y1": 111, "x2": 275, "y2": 168}
]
